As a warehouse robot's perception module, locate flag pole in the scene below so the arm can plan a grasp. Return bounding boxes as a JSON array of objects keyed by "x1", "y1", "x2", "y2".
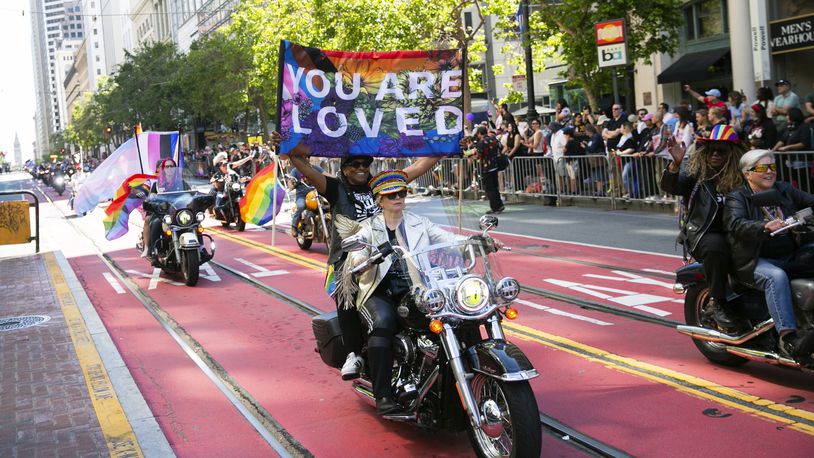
[
  {"x1": 134, "y1": 122, "x2": 144, "y2": 174},
  {"x1": 270, "y1": 152, "x2": 280, "y2": 247}
]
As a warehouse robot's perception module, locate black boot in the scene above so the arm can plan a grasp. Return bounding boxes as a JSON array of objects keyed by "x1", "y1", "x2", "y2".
[
  {"x1": 779, "y1": 330, "x2": 814, "y2": 361},
  {"x1": 708, "y1": 298, "x2": 742, "y2": 332}
]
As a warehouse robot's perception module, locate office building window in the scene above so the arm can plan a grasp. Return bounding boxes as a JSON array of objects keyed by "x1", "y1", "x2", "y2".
[{"x1": 683, "y1": 0, "x2": 728, "y2": 40}]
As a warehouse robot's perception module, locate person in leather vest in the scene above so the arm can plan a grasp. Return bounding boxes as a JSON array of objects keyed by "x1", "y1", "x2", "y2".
[
  {"x1": 724, "y1": 149, "x2": 814, "y2": 361},
  {"x1": 272, "y1": 131, "x2": 443, "y2": 381},
  {"x1": 661, "y1": 125, "x2": 747, "y2": 331}
]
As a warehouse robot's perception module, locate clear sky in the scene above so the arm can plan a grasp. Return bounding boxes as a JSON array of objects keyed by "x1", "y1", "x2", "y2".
[{"x1": 0, "y1": 1, "x2": 35, "y2": 164}]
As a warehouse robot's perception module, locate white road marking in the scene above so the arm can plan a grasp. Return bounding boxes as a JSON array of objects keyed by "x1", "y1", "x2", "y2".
[
  {"x1": 200, "y1": 263, "x2": 221, "y2": 282},
  {"x1": 514, "y1": 298, "x2": 613, "y2": 326},
  {"x1": 126, "y1": 268, "x2": 184, "y2": 289},
  {"x1": 543, "y1": 278, "x2": 672, "y2": 316},
  {"x1": 643, "y1": 268, "x2": 677, "y2": 276},
  {"x1": 234, "y1": 258, "x2": 289, "y2": 278},
  {"x1": 102, "y1": 272, "x2": 126, "y2": 294},
  {"x1": 583, "y1": 270, "x2": 675, "y2": 289}
]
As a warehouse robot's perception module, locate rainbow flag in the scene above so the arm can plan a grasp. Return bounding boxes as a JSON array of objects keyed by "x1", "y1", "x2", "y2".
[
  {"x1": 239, "y1": 161, "x2": 286, "y2": 226},
  {"x1": 103, "y1": 174, "x2": 156, "y2": 240},
  {"x1": 324, "y1": 264, "x2": 336, "y2": 296}
]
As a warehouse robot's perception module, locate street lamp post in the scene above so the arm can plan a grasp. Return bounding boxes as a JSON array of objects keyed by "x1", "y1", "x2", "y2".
[{"x1": 521, "y1": 0, "x2": 538, "y2": 121}]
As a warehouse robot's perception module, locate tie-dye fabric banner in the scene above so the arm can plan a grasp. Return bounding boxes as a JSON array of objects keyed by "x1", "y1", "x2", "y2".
[{"x1": 276, "y1": 40, "x2": 464, "y2": 158}]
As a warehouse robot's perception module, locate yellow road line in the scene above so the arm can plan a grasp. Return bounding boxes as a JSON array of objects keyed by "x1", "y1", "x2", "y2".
[
  {"x1": 212, "y1": 230, "x2": 814, "y2": 435},
  {"x1": 504, "y1": 321, "x2": 814, "y2": 435},
  {"x1": 44, "y1": 252, "x2": 143, "y2": 457}
]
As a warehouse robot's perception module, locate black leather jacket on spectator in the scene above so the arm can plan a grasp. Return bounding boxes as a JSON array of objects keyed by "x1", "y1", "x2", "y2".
[
  {"x1": 660, "y1": 168, "x2": 722, "y2": 256},
  {"x1": 724, "y1": 181, "x2": 814, "y2": 285}
]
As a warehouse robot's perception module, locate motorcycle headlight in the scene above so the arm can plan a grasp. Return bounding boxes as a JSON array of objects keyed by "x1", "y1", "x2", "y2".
[
  {"x1": 231, "y1": 183, "x2": 241, "y2": 192},
  {"x1": 54, "y1": 177, "x2": 64, "y2": 185},
  {"x1": 176, "y1": 209, "x2": 193, "y2": 226},
  {"x1": 196, "y1": 212, "x2": 205, "y2": 222},
  {"x1": 162, "y1": 215, "x2": 173, "y2": 225},
  {"x1": 495, "y1": 277, "x2": 520, "y2": 302},
  {"x1": 422, "y1": 289, "x2": 446, "y2": 313},
  {"x1": 454, "y1": 276, "x2": 490, "y2": 315}
]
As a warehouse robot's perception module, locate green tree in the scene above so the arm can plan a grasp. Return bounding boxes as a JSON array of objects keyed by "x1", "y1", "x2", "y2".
[
  {"x1": 101, "y1": 41, "x2": 186, "y2": 132},
  {"x1": 65, "y1": 92, "x2": 105, "y2": 154},
  {"x1": 178, "y1": 31, "x2": 254, "y2": 135},
  {"x1": 486, "y1": 0, "x2": 682, "y2": 110}
]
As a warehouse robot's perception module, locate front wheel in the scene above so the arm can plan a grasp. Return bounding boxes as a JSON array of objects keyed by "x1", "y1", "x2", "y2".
[
  {"x1": 467, "y1": 375, "x2": 541, "y2": 458},
  {"x1": 684, "y1": 285, "x2": 747, "y2": 366},
  {"x1": 297, "y1": 217, "x2": 314, "y2": 250},
  {"x1": 236, "y1": 211, "x2": 246, "y2": 232},
  {"x1": 181, "y1": 250, "x2": 200, "y2": 286}
]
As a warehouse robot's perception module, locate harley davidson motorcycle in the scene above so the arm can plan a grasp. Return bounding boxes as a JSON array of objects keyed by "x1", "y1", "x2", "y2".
[
  {"x1": 138, "y1": 190, "x2": 216, "y2": 286},
  {"x1": 293, "y1": 189, "x2": 331, "y2": 250},
  {"x1": 213, "y1": 173, "x2": 248, "y2": 231},
  {"x1": 673, "y1": 190, "x2": 814, "y2": 370},
  {"x1": 312, "y1": 216, "x2": 541, "y2": 457}
]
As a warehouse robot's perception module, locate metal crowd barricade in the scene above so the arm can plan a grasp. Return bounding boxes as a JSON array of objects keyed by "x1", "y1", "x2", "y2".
[
  {"x1": 775, "y1": 151, "x2": 814, "y2": 194},
  {"x1": 0, "y1": 190, "x2": 40, "y2": 253}
]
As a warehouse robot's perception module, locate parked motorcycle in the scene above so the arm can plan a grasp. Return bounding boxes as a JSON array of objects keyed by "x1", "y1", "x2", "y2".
[
  {"x1": 673, "y1": 190, "x2": 814, "y2": 370},
  {"x1": 293, "y1": 190, "x2": 331, "y2": 250},
  {"x1": 213, "y1": 173, "x2": 249, "y2": 231},
  {"x1": 138, "y1": 190, "x2": 216, "y2": 286},
  {"x1": 312, "y1": 215, "x2": 541, "y2": 457}
]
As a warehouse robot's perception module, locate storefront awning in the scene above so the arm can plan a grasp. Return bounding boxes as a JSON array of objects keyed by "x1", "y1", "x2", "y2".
[{"x1": 657, "y1": 48, "x2": 729, "y2": 84}]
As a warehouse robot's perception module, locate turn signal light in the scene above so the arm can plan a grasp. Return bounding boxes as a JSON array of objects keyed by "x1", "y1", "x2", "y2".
[
  {"x1": 429, "y1": 320, "x2": 443, "y2": 334},
  {"x1": 505, "y1": 308, "x2": 518, "y2": 320},
  {"x1": 197, "y1": 226, "x2": 204, "y2": 233},
  {"x1": 164, "y1": 230, "x2": 172, "y2": 236}
]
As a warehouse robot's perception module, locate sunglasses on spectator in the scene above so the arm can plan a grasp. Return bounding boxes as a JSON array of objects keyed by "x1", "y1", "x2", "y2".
[
  {"x1": 344, "y1": 160, "x2": 371, "y2": 169},
  {"x1": 383, "y1": 190, "x2": 408, "y2": 200},
  {"x1": 749, "y1": 163, "x2": 777, "y2": 173}
]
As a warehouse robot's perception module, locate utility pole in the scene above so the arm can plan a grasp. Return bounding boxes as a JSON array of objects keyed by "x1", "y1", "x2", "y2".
[{"x1": 521, "y1": 0, "x2": 538, "y2": 121}]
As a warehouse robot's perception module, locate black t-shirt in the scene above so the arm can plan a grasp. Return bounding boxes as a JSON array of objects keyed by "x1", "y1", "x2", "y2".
[
  {"x1": 323, "y1": 175, "x2": 379, "y2": 220},
  {"x1": 564, "y1": 138, "x2": 584, "y2": 156},
  {"x1": 604, "y1": 117, "x2": 625, "y2": 150}
]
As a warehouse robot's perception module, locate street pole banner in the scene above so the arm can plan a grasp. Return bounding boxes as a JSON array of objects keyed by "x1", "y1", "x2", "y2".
[
  {"x1": 276, "y1": 40, "x2": 464, "y2": 158},
  {"x1": 74, "y1": 131, "x2": 181, "y2": 215}
]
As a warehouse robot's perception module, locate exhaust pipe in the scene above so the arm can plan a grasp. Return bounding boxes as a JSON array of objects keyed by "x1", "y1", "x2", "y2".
[
  {"x1": 676, "y1": 319, "x2": 774, "y2": 344},
  {"x1": 724, "y1": 346, "x2": 799, "y2": 368}
]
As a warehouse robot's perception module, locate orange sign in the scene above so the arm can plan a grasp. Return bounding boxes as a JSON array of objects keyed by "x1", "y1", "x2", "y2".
[
  {"x1": 0, "y1": 201, "x2": 31, "y2": 245},
  {"x1": 595, "y1": 19, "x2": 626, "y2": 45}
]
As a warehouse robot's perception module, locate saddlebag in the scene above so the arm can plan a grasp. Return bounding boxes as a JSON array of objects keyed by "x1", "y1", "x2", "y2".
[{"x1": 312, "y1": 311, "x2": 347, "y2": 369}]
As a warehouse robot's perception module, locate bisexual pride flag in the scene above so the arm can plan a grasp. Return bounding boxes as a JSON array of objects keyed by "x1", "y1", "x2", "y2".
[
  {"x1": 239, "y1": 161, "x2": 286, "y2": 226},
  {"x1": 102, "y1": 173, "x2": 156, "y2": 240},
  {"x1": 276, "y1": 40, "x2": 464, "y2": 158}
]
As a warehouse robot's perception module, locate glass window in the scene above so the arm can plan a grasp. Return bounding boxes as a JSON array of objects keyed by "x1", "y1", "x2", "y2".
[{"x1": 697, "y1": 0, "x2": 723, "y2": 37}]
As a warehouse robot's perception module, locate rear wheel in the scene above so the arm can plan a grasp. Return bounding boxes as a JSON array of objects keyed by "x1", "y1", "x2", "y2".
[
  {"x1": 181, "y1": 250, "x2": 200, "y2": 286},
  {"x1": 467, "y1": 375, "x2": 541, "y2": 458},
  {"x1": 685, "y1": 285, "x2": 748, "y2": 366}
]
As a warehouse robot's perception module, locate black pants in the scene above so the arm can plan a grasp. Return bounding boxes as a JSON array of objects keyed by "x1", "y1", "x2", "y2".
[
  {"x1": 144, "y1": 214, "x2": 162, "y2": 255},
  {"x1": 359, "y1": 293, "x2": 399, "y2": 399},
  {"x1": 692, "y1": 232, "x2": 731, "y2": 302},
  {"x1": 482, "y1": 169, "x2": 503, "y2": 211}
]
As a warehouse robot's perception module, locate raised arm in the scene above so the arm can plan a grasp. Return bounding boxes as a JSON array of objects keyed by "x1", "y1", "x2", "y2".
[
  {"x1": 404, "y1": 156, "x2": 443, "y2": 183},
  {"x1": 683, "y1": 84, "x2": 705, "y2": 103}
]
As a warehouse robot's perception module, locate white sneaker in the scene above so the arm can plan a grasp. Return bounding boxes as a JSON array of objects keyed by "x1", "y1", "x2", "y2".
[{"x1": 340, "y1": 352, "x2": 364, "y2": 380}]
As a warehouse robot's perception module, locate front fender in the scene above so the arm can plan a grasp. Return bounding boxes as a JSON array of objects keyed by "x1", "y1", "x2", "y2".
[
  {"x1": 464, "y1": 340, "x2": 538, "y2": 381},
  {"x1": 676, "y1": 262, "x2": 704, "y2": 286}
]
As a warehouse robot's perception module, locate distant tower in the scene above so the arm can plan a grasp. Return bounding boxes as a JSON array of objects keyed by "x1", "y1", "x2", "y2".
[{"x1": 14, "y1": 133, "x2": 22, "y2": 166}]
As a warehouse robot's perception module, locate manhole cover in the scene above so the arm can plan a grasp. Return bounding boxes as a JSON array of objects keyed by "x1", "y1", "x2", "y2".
[{"x1": 0, "y1": 315, "x2": 51, "y2": 331}]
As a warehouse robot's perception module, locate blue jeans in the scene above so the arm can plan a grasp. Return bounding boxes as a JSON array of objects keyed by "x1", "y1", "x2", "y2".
[
  {"x1": 752, "y1": 257, "x2": 796, "y2": 332},
  {"x1": 292, "y1": 196, "x2": 307, "y2": 229},
  {"x1": 621, "y1": 160, "x2": 639, "y2": 198}
]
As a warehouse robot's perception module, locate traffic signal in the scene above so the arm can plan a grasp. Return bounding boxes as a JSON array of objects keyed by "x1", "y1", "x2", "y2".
[{"x1": 60, "y1": 148, "x2": 65, "y2": 154}]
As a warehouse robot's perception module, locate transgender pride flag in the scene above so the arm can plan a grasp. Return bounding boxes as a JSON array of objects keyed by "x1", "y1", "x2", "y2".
[{"x1": 75, "y1": 131, "x2": 181, "y2": 215}]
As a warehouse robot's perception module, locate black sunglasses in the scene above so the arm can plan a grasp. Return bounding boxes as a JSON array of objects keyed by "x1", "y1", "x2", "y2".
[
  {"x1": 384, "y1": 190, "x2": 408, "y2": 200},
  {"x1": 344, "y1": 160, "x2": 371, "y2": 169}
]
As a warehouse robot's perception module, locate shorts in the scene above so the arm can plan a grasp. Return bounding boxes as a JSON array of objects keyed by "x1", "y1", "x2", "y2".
[
  {"x1": 565, "y1": 160, "x2": 579, "y2": 179},
  {"x1": 554, "y1": 159, "x2": 567, "y2": 177}
]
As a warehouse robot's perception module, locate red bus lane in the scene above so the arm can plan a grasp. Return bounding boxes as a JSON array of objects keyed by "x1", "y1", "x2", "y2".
[
  {"x1": 63, "y1": 205, "x2": 814, "y2": 456},
  {"x1": 224, "y1": 228, "x2": 814, "y2": 450}
]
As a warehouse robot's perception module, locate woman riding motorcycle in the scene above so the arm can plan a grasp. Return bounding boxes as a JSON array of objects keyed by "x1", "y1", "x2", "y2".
[
  {"x1": 141, "y1": 158, "x2": 190, "y2": 258},
  {"x1": 724, "y1": 149, "x2": 814, "y2": 362},
  {"x1": 341, "y1": 170, "x2": 466, "y2": 415},
  {"x1": 661, "y1": 124, "x2": 747, "y2": 331}
]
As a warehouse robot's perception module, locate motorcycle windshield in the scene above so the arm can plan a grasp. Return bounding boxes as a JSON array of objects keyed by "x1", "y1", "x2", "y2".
[
  {"x1": 156, "y1": 165, "x2": 185, "y2": 192},
  {"x1": 147, "y1": 191, "x2": 214, "y2": 215},
  {"x1": 404, "y1": 239, "x2": 499, "y2": 287}
]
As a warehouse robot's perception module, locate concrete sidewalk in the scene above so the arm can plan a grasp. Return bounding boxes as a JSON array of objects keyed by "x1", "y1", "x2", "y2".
[{"x1": 0, "y1": 250, "x2": 172, "y2": 457}]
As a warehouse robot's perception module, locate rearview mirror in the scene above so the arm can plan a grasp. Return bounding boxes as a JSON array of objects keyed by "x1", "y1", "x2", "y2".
[{"x1": 341, "y1": 234, "x2": 368, "y2": 252}]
